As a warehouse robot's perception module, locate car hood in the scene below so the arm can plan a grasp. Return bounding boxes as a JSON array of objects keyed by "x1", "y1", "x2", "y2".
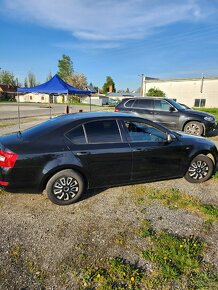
[
  {"x1": 175, "y1": 131, "x2": 217, "y2": 148},
  {"x1": 183, "y1": 109, "x2": 215, "y2": 118}
]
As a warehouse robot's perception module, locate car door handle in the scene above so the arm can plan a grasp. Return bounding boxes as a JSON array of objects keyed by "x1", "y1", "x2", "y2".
[
  {"x1": 76, "y1": 151, "x2": 90, "y2": 156},
  {"x1": 133, "y1": 148, "x2": 143, "y2": 152}
]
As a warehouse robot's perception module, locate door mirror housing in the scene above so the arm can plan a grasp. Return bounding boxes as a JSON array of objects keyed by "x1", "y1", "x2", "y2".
[
  {"x1": 169, "y1": 106, "x2": 176, "y2": 112},
  {"x1": 166, "y1": 133, "x2": 173, "y2": 143}
]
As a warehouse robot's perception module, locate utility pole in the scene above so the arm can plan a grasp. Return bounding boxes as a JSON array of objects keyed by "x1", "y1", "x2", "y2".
[
  {"x1": 139, "y1": 74, "x2": 144, "y2": 96},
  {"x1": 200, "y1": 73, "x2": 204, "y2": 93}
]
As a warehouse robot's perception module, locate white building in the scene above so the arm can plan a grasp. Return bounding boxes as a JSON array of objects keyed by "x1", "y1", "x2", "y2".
[{"x1": 144, "y1": 77, "x2": 218, "y2": 108}]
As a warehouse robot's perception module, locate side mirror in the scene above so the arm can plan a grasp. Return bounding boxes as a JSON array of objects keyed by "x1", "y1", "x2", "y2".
[
  {"x1": 169, "y1": 106, "x2": 176, "y2": 112},
  {"x1": 166, "y1": 133, "x2": 173, "y2": 143}
]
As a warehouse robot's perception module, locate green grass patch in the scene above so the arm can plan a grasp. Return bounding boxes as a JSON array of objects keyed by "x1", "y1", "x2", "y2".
[
  {"x1": 131, "y1": 185, "x2": 218, "y2": 222},
  {"x1": 80, "y1": 257, "x2": 145, "y2": 289},
  {"x1": 212, "y1": 171, "x2": 218, "y2": 179},
  {"x1": 201, "y1": 204, "x2": 218, "y2": 218},
  {"x1": 142, "y1": 228, "x2": 218, "y2": 288},
  {"x1": 143, "y1": 232, "x2": 204, "y2": 279}
]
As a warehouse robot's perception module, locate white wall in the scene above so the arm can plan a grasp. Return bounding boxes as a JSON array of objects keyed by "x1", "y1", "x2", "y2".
[{"x1": 145, "y1": 78, "x2": 218, "y2": 108}]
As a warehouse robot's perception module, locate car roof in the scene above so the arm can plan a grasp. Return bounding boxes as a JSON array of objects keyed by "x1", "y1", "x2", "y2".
[{"x1": 20, "y1": 112, "x2": 136, "y2": 138}]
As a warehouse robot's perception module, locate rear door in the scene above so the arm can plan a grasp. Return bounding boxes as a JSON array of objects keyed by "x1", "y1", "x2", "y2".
[
  {"x1": 65, "y1": 119, "x2": 132, "y2": 187},
  {"x1": 130, "y1": 99, "x2": 154, "y2": 121},
  {"x1": 153, "y1": 99, "x2": 180, "y2": 129}
]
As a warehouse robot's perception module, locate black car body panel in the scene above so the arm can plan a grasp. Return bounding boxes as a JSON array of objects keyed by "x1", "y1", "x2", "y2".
[
  {"x1": 0, "y1": 112, "x2": 217, "y2": 195},
  {"x1": 115, "y1": 97, "x2": 216, "y2": 135}
]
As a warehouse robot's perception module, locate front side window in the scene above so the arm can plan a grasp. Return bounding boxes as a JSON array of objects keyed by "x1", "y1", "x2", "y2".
[
  {"x1": 125, "y1": 121, "x2": 166, "y2": 142},
  {"x1": 154, "y1": 100, "x2": 172, "y2": 111},
  {"x1": 85, "y1": 120, "x2": 122, "y2": 144}
]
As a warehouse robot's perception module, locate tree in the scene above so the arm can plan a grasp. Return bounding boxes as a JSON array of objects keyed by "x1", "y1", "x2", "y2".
[
  {"x1": 146, "y1": 87, "x2": 165, "y2": 97},
  {"x1": 126, "y1": 88, "x2": 130, "y2": 93},
  {"x1": 67, "y1": 73, "x2": 88, "y2": 90},
  {"x1": 24, "y1": 78, "x2": 28, "y2": 87},
  {"x1": 0, "y1": 70, "x2": 16, "y2": 86},
  {"x1": 46, "y1": 71, "x2": 52, "y2": 82},
  {"x1": 27, "y1": 71, "x2": 37, "y2": 87},
  {"x1": 102, "y1": 76, "x2": 116, "y2": 94},
  {"x1": 57, "y1": 54, "x2": 74, "y2": 82}
]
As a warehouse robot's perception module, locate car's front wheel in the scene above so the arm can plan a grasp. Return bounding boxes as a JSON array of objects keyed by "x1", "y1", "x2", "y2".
[
  {"x1": 46, "y1": 169, "x2": 85, "y2": 205},
  {"x1": 184, "y1": 121, "x2": 204, "y2": 136},
  {"x1": 184, "y1": 154, "x2": 214, "y2": 183}
]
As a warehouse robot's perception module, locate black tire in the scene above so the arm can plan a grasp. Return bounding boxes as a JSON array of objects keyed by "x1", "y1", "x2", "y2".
[
  {"x1": 184, "y1": 121, "x2": 204, "y2": 136},
  {"x1": 184, "y1": 155, "x2": 214, "y2": 183},
  {"x1": 46, "y1": 169, "x2": 85, "y2": 205}
]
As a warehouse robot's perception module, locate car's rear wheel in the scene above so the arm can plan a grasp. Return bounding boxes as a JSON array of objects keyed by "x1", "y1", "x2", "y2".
[
  {"x1": 46, "y1": 169, "x2": 85, "y2": 205},
  {"x1": 184, "y1": 121, "x2": 204, "y2": 136},
  {"x1": 184, "y1": 154, "x2": 214, "y2": 183}
]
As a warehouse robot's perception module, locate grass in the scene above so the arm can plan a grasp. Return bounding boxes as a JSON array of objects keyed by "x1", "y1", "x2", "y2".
[
  {"x1": 141, "y1": 223, "x2": 218, "y2": 289},
  {"x1": 76, "y1": 219, "x2": 218, "y2": 289},
  {"x1": 212, "y1": 171, "x2": 218, "y2": 180},
  {"x1": 131, "y1": 185, "x2": 218, "y2": 222},
  {"x1": 79, "y1": 257, "x2": 145, "y2": 289}
]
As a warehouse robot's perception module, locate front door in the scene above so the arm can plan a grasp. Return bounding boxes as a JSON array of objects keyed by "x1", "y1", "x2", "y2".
[
  {"x1": 122, "y1": 119, "x2": 183, "y2": 181},
  {"x1": 153, "y1": 99, "x2": 180, "y2": 130}
]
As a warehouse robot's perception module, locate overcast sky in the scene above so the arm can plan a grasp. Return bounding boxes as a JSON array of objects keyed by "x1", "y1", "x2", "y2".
[{"x1": 1, "y1": 0, "x2": 218, "y2": 90}]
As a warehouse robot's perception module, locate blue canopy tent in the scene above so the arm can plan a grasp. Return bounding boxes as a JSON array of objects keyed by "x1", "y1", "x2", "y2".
[
  {"x1": 16, "y1": 74, "x2": 91, "y2": 128},
  {"x1": 17, "y1": 74, "x2": 91, "y2": 95}
]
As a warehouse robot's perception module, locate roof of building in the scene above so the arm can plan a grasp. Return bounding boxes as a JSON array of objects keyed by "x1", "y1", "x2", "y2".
[
  {"x1": 145, "y1": 76, "x2": 218, "y2": 83},
  {"x1": 0, "y1": 84, "x2": 18, "y2": 93}
]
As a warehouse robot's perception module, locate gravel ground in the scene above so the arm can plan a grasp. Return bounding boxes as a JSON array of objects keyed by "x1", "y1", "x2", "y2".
[{"x1": 0, "y1": 176, "x2": 217, "y2": 289}]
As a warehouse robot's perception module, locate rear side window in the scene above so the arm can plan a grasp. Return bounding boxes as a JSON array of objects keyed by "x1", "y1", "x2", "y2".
[
  {"x1": 132, "y1": 99, "x2": 153, "y2": 109},
  {"x1": 124, "y1": 99, "x2": 135, "y2": 108},
  {"x1": 65, "y1": 125, "x2": 86, "y2": 144},
  {"x1": 85, "y1": 120, "x2": 122, "y2": 144}
]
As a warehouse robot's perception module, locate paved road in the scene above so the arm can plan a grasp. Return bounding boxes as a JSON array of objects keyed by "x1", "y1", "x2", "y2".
[{"x1": 0, "y1": 103, "x2": 101, "y2": 120}]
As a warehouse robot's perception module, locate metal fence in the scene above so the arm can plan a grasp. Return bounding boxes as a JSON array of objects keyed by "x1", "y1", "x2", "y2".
[{"x1": 0, "y1": 95, "x2": 104, "y2": 135}]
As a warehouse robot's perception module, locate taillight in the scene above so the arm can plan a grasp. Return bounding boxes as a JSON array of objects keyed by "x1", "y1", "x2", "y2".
[
  {"x1": 114, "y1": 108, "x2": 119, "y2": 112},
  {"x1": 0, "y1": 181, "x2": 9, "y2": 186},
  {"x1": 0, "y1": 150, "x2": 18, "y2": 168}
]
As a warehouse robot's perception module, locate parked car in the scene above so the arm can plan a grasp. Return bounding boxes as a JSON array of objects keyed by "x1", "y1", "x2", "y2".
[
  {"x1": 115, "y1": 97, "x2": 216, "y2": 136},
  {"x1": 0, "y1": 112, "x2": 217, "y2": 205}
]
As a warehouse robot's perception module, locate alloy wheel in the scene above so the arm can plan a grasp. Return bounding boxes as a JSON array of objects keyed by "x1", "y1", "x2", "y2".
[
  {"x1": 188, "y1": 160, "x2": 209, "y2": 180},
  {"x1": 53, "y1": 176, "x2": 79, "y2": 201}
]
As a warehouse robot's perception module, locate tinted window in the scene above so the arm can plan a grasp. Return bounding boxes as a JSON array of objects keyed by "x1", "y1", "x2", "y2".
[
  {"x1": 65, "y1": 125, "x2": 86, "y2": 144},
  {"x1": 154, "y1": 100, "x2": 172, "y2": 111},
  {"x1": 124, "y1": 99, "x2": 135, "y2": 108},
  {"x1": 133, "y1": 99, "x2": 153, "y2": 109},
  {"x1": 85, "y1": 120, "x2": 122, "y2": 143},
  {"x1": 125, "y1": 121, "x2": 166, "y2": 142},
  {"x1": 194, "y1": 99, "x2": 200, "y2": 107}
]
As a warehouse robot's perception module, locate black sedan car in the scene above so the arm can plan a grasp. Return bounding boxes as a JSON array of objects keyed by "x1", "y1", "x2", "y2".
[{"x1": 0, "y1": 112, "x2": 217, "y2": 205}]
